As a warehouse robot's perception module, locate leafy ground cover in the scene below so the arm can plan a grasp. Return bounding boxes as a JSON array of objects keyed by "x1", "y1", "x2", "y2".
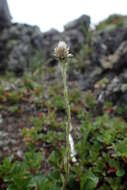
[{"x1": 0, "y1": 66, "x2": 127, "y2": 190}]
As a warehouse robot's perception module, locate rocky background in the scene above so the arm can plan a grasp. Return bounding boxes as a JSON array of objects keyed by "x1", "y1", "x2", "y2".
[
  {"x1": 0, "y1": 14, "x2": 90, "y2": 74},
  {"x1": 0, "y1": 14, "x2": 127, "y2": 107},
  {"x1": 0, "y1": 6, "x2": 127, "y2": 158},
  {"x1": 1, "y1": 3, "x2": 127, "y2": 189}
]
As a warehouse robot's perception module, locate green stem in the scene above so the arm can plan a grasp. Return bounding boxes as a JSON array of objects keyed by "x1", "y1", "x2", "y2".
[{"x1": 61, "y1": 62, "x2": 71, "y2": 179}]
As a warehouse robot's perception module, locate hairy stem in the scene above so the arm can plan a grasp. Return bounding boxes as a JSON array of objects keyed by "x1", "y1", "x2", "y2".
[{"x1": 61, "y1": 62, "x2": 71, "y2": 178}]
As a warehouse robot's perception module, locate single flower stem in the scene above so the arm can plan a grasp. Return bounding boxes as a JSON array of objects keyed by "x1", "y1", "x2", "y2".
[{"x1": 61, "y1": 62, "x2": 71, "y2": 179}]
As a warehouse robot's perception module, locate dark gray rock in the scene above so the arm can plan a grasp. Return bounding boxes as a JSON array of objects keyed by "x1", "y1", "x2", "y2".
[
  {"x1": 0, "y1": 14, "x2": 90, "y2": 74},
  {"x1": 0, "y1": 0, "x2": 12, "y2": 27},
  {"x1": 41, "y1": 28, "x2": 61, "y2": 63},
  {"x1": 0, "y1": 23, "x2": 44, "y2": 74},
  {"x1": 92, "y1": 28, "x2": 127, "y2": 65},
  {"x1": 41, "y1": 15, "x2": 90, "y2": 64},
  {"x1": 64, "y1": 15, "x2": 90, "y2": 32},
  {"x1": 100, "y1": 41, "x2": 127, "y2": 70},
  {"x1": 81, "y1": 37, "x2": 127, "y2": 107},
  {"x1": 64, "y1": 15, "x2": 90, "y2": 52}
]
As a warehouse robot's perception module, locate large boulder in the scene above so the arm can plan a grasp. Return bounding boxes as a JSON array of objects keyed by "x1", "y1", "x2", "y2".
[
  {"x1": 41, "y1": 15, "x2": 90, "y2": 65},
  {"x1": 92, "y1": 15, "x2": 127, "y2": 65},
  {"x1": 0, "y1": 23, "x2": 43, "y2": 74},
  {"x1": 0, "y1": 14, "x2": 90, "y2": 74},
  {"x1": 95, "y1": 40, "x2": 127, "y2": 106},
  {"x1": 92, "y1": 28, "x2": 127, "y2": 65},
  {"x1": 77, "y1": 15, "x2": 127, "y2": 108},
  {"x1": 64, "y1": 15, "x2": 90, "y2": 52}
]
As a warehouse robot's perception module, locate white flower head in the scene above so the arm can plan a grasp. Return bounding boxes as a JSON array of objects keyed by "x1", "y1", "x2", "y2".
[{"x1": 54, "y1": 41, "x2": 72, "y2": 60}]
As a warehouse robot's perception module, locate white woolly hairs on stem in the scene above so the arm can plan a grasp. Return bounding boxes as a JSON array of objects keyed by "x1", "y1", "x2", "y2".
[{"x1": 69, "y1": 123, "x2": 77, "y2": 163}]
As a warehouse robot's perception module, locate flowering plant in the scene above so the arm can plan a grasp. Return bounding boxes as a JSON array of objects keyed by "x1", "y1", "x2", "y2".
[{"x1": 54, "y1": 41, "x2": 76, "y2": 189}]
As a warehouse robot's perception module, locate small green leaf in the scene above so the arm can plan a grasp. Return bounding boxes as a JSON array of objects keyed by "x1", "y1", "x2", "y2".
[{"x1": 116, "y1": 168, "x2": 125, "y2": 177}]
